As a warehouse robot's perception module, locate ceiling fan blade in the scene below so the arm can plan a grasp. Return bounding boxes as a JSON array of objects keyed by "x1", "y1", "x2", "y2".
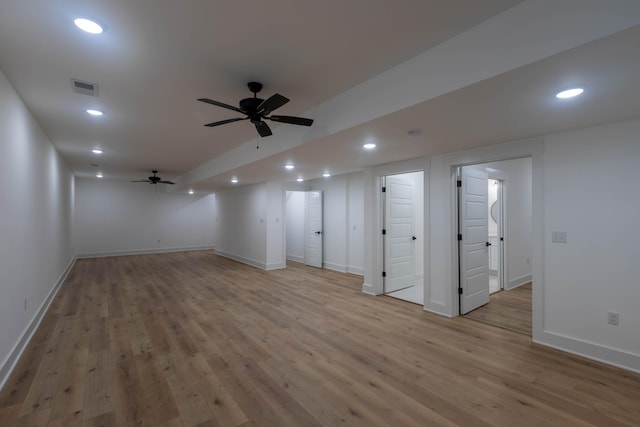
[
  {"x1": 198, "y1": 98, "x2": 245, "y2": 114},
  {"x1": 257, "y1": 94, "x2": 289, "y2": 115},
  {"x1": 204, "y1": 117, "x2": 248, "y2": 127},
  {"x1": 268, "y1": 115, "x2": 314, "y2": 126},
  {"x1": 254, "y1": 120, "x2": 272, "y2": 137},
  {"x1": 158, "y1": 180, "x2": 175, "y2": 185},
  {"x1": 131, "y1": 179, "x2": 151, "y2": 183}
]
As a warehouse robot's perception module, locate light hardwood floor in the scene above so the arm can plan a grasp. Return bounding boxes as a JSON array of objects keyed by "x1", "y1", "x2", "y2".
[
  {"x1": 1, "y1": 251, "x2": 639, "y2": 426},
  {"x1": 464, "y1": 283, "x2": 532, "y2": 336}
]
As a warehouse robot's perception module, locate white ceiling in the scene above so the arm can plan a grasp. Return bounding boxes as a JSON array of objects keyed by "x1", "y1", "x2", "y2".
[{"x1": 0, "y1": 0, "x2": 639, "y2": 193}]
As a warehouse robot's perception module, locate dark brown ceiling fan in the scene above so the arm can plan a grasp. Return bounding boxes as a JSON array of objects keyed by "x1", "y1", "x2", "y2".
[
  {"x1": 131, "y1": 170, "x2": 175, "y2": 185},
  {"x1": 198, "y1": 82, "x2": 314, "y2": 137}
]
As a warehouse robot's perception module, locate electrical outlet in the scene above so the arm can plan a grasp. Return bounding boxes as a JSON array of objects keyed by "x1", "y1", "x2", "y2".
[
  {"x1": 607, "y1": 311, "x2": 619, "y2": 326},
  {"x1": 552, "y1": 231, "x2": 567, "y2": 243}
]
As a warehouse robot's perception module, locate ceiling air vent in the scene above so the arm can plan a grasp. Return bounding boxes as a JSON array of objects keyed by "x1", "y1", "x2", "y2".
[{"x1": 71, "y1": 78, "x2": 99, "y2": 97}]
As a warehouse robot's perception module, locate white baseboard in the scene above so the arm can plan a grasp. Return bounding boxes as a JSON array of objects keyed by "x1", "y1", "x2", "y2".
[
  {"x1": 508, "y1": 273, "x2": 532, "y2": 290},
  {"x1": 535, "y1": 331, "x2": 640, "y2": 374},
  {"x1": 286, "y1": 255, "x2": 304, "y2": 264},
  {"x1": 323, "y1": 262, "x2": 347, "y2": 273},
  {"x1": 362, "y1": 282, "x2": 376, "y2": 295},
  {"x1": 215, "y1": 250, "x2": 267, "y2": 270},
  {"x1": 0, "y1": 256, "x2": 76, "y2": 391},
  {"x1": 76, "y1": 245, "x2": 215, "y2": 259},
  {"x1": 348, "y1": 267, "x2": 364, "y2": 276},
  {"x1": 266, "y1": 262, "x2": 286, "y2": 271},
  {"x1": 423, "y1": 305, "x2": 454, "y2": 318}
]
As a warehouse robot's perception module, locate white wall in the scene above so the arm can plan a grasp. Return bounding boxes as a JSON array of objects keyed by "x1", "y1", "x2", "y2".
[
  {"x1": 540, "y1": 118, "x2": 640, "y2": 370},
  {"x1": 215, "y1": 183, "x2": 269, "y2": 269},
  {"x1": 347, "y1": 173, "x2": 365, "y2": 275},
  {"x1": 285, "y1": 191, "x2": 305, "y2": 262},
  {"x1": 265, "y1": 182, "x2": 285, "y2": 269},
  {"x1": 0, "y1": 69, "x2": 75, "y2": 387},
  {"x1": 74, "y1": 178, "x2": 216, "y2": 257}
]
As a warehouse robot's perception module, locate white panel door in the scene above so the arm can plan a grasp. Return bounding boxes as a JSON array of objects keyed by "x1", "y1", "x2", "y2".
[
  {"x1": 384, "y1": 176, "x2": 415, "y2": 293},
  {"x1": 460, "y1": 168, "x2": 490, "y2": 314},
  {"x1": 304, "y1": 191, "x2": 323, "y2": 268}
]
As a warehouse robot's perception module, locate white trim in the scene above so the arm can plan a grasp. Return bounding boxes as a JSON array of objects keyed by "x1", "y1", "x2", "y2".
[
  {"x1": 364, "y1": 158, "x2": 430, "y2": 299},
  {"x1": 362, "y1": 282, "x2": 376, "y2": 295},
  {"x1": 286, "y1": 255, "x2": 304, "y2": 264},
  {"x1": 0, "y1": 257, "x2": 76, "y2": 391},
  {"x1": 348, "y1": 267, "x2": 364, "y2": 276},
  {"x1": 535, "y1": 332, "x2": 640, "y2": 374},
  {"x1": 266, "y1": 262, "x2": 286, "y2": 271},
  {"x1": 215, "y1": 250, "x2": 267, "y2": 270},
  {"x1": 424, "y1": 303, "x2": 453, "y2": 318},
  {"x1": 508, "y1": 274, "x2": 532, "y2": 290},
  {"x1": 324, "y1": 262, "x2": 347, "y2": 273},
  {"x1": 445, "y1": 137, "x2": 543, "y2": 318},
  {"x1": 76, "y1": 245, "x2": 215, "y2": 259}
]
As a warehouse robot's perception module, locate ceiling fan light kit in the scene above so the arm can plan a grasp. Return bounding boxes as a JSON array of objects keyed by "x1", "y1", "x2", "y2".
[{"x1": 198, "y1": 82, "x2": 314, "y2": 138}]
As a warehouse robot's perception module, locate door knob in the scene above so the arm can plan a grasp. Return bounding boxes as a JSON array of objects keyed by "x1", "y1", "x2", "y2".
[
  {"x1": 412, "y1": 236, "x2": 417, "y2": 240},
  {"x1": 315, "y1": 231, "x2": 323, "y2": 235},
  {"x1": 486, "y1": 241, "x2": 492, "y2": 247}
]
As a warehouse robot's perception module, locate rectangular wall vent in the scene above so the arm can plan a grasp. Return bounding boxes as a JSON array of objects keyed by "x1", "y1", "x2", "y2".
[{"x1": 71, "y1": 78, "x2": 99, "y2": 97}]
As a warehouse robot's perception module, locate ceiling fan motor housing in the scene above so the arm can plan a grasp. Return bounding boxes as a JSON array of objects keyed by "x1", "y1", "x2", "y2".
[{"x1": 240, "y1": 97, "x2": 264, "y2": 113}]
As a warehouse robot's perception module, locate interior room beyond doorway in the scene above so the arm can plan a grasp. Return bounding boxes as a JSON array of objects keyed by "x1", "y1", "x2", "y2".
[{"x1": 457, "y1": 157, "x2": 532, "y2": 317}]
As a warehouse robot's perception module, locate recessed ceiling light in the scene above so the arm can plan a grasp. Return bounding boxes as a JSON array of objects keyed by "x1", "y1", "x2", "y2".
[
  {"x1": 96, "y1": 172, "x2": 103, "y2": 178},
  {"x1": 74, "y1": 18, "x2": 103, "y2": 34},
  {"x1": 231, "y1": 178, "x2": 238, "y2": 183},
  {"x1": 297, "y1": 178, "x2": 304, "y2": 182},
  {"x1": 323, "y1": 173, "x2": 331, "y2": 178},
  {"x1": 363, "y1": 143, "x2": 376, "y2": 150},
  {"x1": 188, "y1": 189, "x2": 194, "y2": 195},
  {"x1": 556, "y1": 88, "x2": 584, "y2": 99},
  {"x1": 86, "y1": 109, "x2": 103, "y2": 116},
  {"x1": 285, "y1": 164, "x2": 295, "y2": 170},
  {"x1": 92, "y1": 149, "x2": 103, "y2": 154}
]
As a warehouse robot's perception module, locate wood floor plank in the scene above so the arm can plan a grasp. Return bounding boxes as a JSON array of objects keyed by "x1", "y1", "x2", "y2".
[
  {"x1": 1, "y1": 252, "x2": 639, "y2": 426},
  {"x1": 465, "y1": 283, "x2": 532, "y2": 335}
]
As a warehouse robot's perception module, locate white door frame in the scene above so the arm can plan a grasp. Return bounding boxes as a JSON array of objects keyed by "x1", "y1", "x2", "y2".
[
  {"x1": 487, "y1": 171, "x2": 508, "y2": 293},
  {"x1": 362, "y1": 158, "x2": 428, "y2": 299},
  {"x1": 383, "y1": 173, "x2": 419, "y2": 295},
  {"x1": 450, "y1": 152, "x2": 538, "y2": 320}
]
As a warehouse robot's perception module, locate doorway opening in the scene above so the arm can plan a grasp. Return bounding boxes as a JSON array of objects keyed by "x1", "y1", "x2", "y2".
[
  {"x1": 455, "y1": 158, "x2": 532, "y2": 334},
  {"x1": 488, "y1": 177, "x2": 503, "y2": 294},
  {"x1": 382, "y1": 171, "x2": 424, "y2": 305},
  {"x1": 285, "y1": 190, "x2": 324, "y2": 268}
]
